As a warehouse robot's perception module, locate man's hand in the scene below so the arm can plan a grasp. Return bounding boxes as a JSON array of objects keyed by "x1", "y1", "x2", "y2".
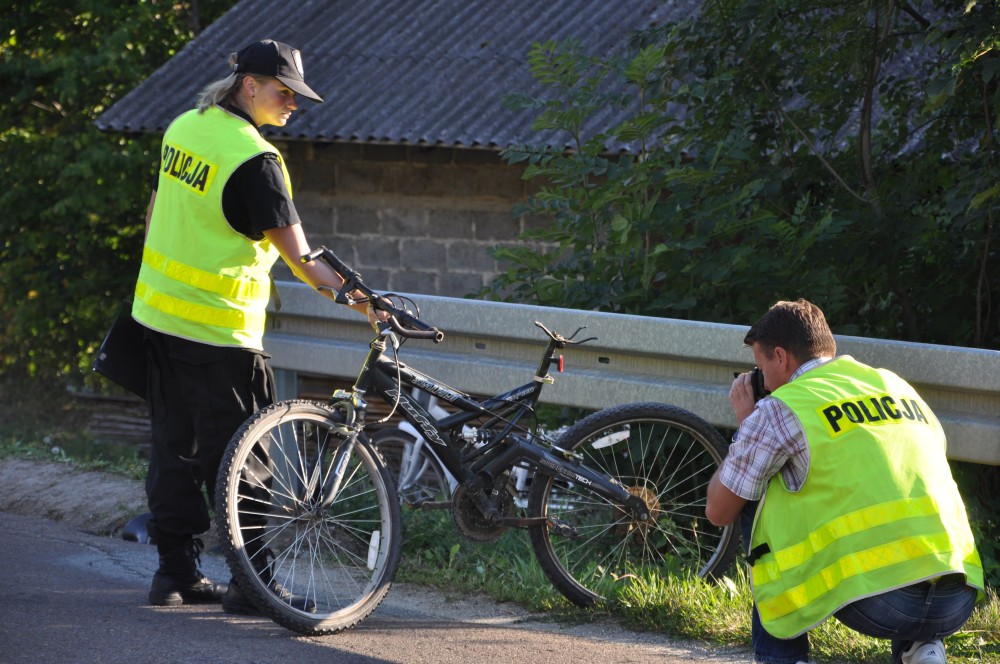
[{"x1": 729, "y1": 371, "x2": 757, "y2": 425}]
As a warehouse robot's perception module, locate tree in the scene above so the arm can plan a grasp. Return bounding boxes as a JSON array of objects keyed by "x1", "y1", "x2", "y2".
[
  {"x1": 484, "y1": 0, "x2": 1000, "y2": 348},
  {"x1": 0, "y1": 0, "x2": 233, "y2": 381}
]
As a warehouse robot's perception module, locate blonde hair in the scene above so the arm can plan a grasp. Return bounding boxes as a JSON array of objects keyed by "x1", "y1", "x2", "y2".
[{"x1": 195, "y1": 51, "x2": 268, "y2": 112}]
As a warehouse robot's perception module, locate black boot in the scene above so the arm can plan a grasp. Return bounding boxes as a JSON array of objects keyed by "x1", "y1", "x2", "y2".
[{"x1": 148, "y1": 537, "x2": 227, "y2": 607}]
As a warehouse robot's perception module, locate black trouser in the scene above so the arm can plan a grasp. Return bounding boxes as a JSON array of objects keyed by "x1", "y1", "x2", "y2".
[{"x1": 142, "y1": 328, "x2": 275, "y2": 546}]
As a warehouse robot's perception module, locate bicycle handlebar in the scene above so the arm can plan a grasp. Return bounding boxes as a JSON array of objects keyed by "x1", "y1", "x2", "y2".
[
  {"x1": 303, "y1": 247, "x2": 359, "y2": 285},
  {"x1": 388, "y1": 316, "x2": 444, "y2": 342},
  {"x1": 302, "y1": 247, "x2": 445, "y2": 343},
  {"x1": 533, "y1": 321, "x2": 597, "y2": 348}
]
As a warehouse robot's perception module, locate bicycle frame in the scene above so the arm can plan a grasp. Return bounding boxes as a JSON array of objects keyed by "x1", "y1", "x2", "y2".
[
  {"x1": 393, "y1": 390, "x2": 465, "y2": 495},
  {"x1": 339, "y1": 331, "x2": 648, "y2": 522}
]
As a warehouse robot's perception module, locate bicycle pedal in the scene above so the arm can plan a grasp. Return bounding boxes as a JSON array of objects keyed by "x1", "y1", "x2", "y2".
[
  {"x1": 547, "y1": 516, "x2": 581, "y2": 539},
  {"x1": 399, "y1": 489, "x2": 449, "y2": 510}
]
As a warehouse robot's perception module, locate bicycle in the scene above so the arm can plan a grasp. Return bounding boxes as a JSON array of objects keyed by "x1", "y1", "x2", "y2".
[
  {"x1": 214, "y1": 247, "x2": 739, "y2": 635},
  {"x1": 370, "y1": 391, "x2": 460, "y2": 507},
  {"x1": 372, "y1": 389, "x2": 541, "y2": 509}
]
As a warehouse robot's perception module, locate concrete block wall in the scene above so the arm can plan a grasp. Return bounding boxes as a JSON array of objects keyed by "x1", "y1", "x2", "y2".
[{"x1": 275, "y1": 141, "x2": 550, "y2": 297}]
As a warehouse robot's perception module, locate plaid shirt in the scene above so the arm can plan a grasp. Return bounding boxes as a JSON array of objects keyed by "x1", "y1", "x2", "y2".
[{"x1": 718, "y1": 357, "x2": 835, "y2": 501}]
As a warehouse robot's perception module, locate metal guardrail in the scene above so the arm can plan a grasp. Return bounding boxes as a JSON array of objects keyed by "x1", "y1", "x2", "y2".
[{"x1": 266, "y1": 281, "x2": 1000, "y2": 466}]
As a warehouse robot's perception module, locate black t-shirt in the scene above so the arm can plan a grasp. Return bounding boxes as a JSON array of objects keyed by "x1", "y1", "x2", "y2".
[
  {"x1": 152, "y1": 105, "x2": 300, "y2": 240},
  {"x1": 227, "y1": 151, "x2": 301, "y2": 240}
]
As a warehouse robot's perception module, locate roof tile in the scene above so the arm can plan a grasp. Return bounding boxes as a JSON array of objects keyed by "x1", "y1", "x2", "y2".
[{"x1": 96, "y1": 0, "x2": 698, "y2": 151}]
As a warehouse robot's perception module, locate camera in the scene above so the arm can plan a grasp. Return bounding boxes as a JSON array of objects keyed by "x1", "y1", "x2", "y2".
[
  {"x1": 750, "y1": 367, "x2": 770, "y2": 402},
  {"x1": 733, "y1": 367, "x2": 771, "y2": 402}
]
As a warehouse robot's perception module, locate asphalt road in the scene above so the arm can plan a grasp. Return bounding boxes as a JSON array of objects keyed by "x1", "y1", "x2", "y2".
[{"x1": 0, "y1": 511, "x2": 755, "y2": 664}]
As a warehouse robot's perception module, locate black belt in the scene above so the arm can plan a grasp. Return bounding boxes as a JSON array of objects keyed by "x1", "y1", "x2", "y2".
[{"x1": 920, "y1": 573, "x2": 966, "y2": 588}]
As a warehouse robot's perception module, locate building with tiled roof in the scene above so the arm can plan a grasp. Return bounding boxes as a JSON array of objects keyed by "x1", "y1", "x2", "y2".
[{"x1": 98, "y1": 0, "x2": 696, "y2": 297}]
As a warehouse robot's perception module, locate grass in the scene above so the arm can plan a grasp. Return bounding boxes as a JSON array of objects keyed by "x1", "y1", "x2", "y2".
[
  {"x1": 0, "y1": 379, "x2": 147, "y2": 478},
  {"x1": 395, "y1": 508, "x2": 1000, "y2": 663},
  {"x1": 2, "y1": 378, "x2": 998, "y2": 663}
]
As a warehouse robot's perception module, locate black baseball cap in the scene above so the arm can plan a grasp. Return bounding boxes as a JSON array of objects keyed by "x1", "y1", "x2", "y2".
[{"x1": 235, "y1": 39, "x2": 323, "y2": 103}]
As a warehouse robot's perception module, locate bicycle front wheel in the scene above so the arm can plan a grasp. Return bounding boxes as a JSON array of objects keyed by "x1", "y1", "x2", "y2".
[
  {"x1": 216, "y1": 400, "x2": 402, "y2": 635},
  {"x1": 527, "y1": 402, "x2": 738, "y2": 606}
]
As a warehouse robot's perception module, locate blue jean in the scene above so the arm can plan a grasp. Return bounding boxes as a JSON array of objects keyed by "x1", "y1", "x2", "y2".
[{"x1": 740, "y1": 504, "x2": 978, "y2": 664}]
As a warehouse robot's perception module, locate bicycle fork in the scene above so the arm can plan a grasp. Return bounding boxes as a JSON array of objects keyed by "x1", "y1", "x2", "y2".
[
  {"x1": 313, "y1": 389, "x2": 367, "y2": 510},
  {"x1": 310, "y1": 435, "x2": 357, "y2": 511}
]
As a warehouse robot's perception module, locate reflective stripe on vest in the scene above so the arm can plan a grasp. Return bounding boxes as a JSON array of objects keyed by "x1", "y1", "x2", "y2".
[
  {"x1": 752, "y1": 495, "x2": 940, "y2": 586},
  {"x1": 134, "y1": 280, "x2": 265, "y2": 332},
  {"x1": 141, "y1": 246, "x2": 270, "y2": 302},
  {"x1": 750, "y1": 357, "x2": 984, "y2": 638}
]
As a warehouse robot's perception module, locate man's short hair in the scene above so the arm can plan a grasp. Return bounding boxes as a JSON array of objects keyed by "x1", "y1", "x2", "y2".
[{"x1": 744, "y1": 299, "x2": 837, "y2": 361}]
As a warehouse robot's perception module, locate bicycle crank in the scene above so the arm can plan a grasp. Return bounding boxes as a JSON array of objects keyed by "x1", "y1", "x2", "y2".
[
  {"x1": 450, "y1": 482, "x2": 516, "y2": 543},
  {"x1": 486, "y1": 514, "x2": 580, "y2": 539}
]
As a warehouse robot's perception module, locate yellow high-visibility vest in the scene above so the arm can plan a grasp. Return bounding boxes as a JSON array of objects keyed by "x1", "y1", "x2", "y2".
[
  {"x1": 750, "y1": 357, "x2": 984, "y2": 638},
  {"x1": 133, "y1": 106, "x2": 290, "y2": 349}
]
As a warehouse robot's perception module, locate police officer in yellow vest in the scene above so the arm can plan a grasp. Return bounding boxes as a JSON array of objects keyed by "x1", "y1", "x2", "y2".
[
  {"x1": 706, "y1": 300, "x2": 983, "y2": 664},
  {"x1": 133, "y1": 39, "x2": 376, "y2": 614}
]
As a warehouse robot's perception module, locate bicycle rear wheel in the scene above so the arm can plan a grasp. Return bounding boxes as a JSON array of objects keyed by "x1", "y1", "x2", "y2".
[
  {"x1": 371, "y1": 428, "x2": 451, "y2": 505},
  {"x1": 216, "y1": 400, "x2": 401, "y2": 635},
  {"x1": 527, "y1": 402, "x2": 738, "y2": 606}
]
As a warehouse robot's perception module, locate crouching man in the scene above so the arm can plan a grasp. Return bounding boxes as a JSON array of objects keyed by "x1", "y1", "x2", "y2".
[{"x1": 706, "y1": 299, "x2": 983, "y2": 664}]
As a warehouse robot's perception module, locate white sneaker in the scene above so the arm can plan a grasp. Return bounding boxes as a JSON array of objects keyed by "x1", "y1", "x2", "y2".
[{"x1": 901, "y1": 640, "x2": 946, "y2": 664}]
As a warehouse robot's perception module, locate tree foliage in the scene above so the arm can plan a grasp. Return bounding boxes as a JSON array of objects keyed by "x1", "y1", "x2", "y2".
[
  {"x1": 0, "y1": 0, "x2": 233, "y2": 382},
  {"x1": 484, "y1": 0, "x2": 1000, "y2": 348}
]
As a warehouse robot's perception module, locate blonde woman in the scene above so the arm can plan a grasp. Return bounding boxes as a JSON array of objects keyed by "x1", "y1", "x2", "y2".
[{"x1": 134, "y1": 39, "x2": 371, "y2": 614}]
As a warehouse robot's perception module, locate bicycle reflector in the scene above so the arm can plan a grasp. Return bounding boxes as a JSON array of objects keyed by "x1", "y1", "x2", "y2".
[{"x1": 559, "y1": 355, "x2": 564, "y2": 372}]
